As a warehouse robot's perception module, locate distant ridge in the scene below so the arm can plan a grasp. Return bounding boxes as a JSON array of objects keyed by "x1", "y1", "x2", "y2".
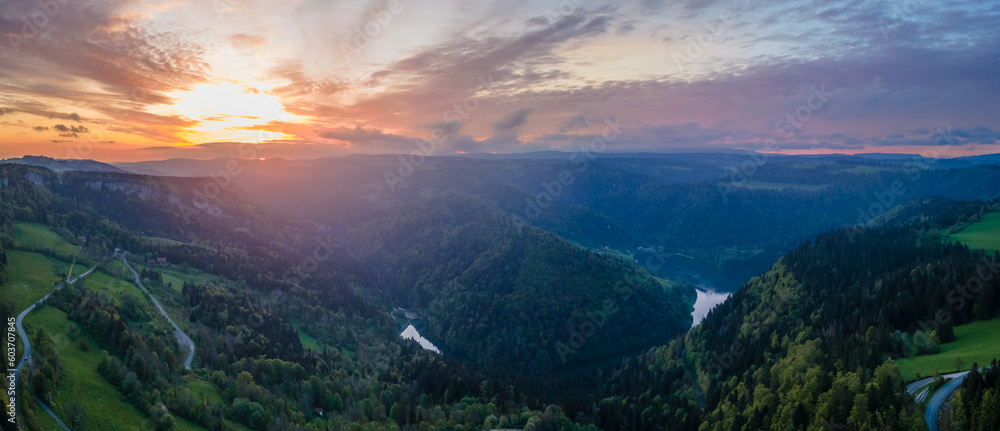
[
  {"x1": 0, "y1": 155, "x2": 125, "y2": 173},
  {"x1": 88, "y1": 150, "x2": 1000, "y2": 178}
]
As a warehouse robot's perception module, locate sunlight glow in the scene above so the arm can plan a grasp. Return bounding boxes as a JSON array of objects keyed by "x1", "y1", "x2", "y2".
[{"x1": 156, "y1": 82, "x2": 302, "y2": 143}]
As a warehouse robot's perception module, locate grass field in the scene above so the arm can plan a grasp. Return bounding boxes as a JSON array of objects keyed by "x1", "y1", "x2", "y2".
[
  {"x1": 185, "y1": 376, "x2": 224, "y2": 405},
  {"x1": 183, "y1": 376, "x2": 251, "y2": 431},
  {"x1": 25, "y1": 305, "x2": 157, "y2": 430},
  {"x1": 944, "y1": 212, "x2": 1000, "y2": 252},
  {"x1": 295, "y1": 323, "x2": 322, "y2": 352},
  {"x1": 78, "y1": 269, "x2": 183, "y2": 336},
  {"x1": 33, "y1": 407, "x2": 65, "y2": 430},
  {"x1": 897, "y1": 317, "x2": 1000, "y2": 381},
  {"x1": 80, "y1": 271, "x2": 153, "y2": 308},
  {"x1": 12, "y1": 222, "x2": 80, "y2": 256},
  {"x1": 592, "y1": 247, "x2": 638, "y2": 264},
  {"x1": 89, "y1": 257, "x2": 201, "y2": 335},
  {"x1": 155, "y1": 265, "x2": 223, "y2": 292},
  {"x1": 0, "y1": 250, "x2": 66, "y2": 310},
  {"x1": 25, "y1": 306, "x2": 206, "y2": 431},
  {"x1": 140, "y1": 269, "x2": 197, "y2": 333},
  {"x1": 145, "y1": 236, "x2": 188, "y2": 247}
]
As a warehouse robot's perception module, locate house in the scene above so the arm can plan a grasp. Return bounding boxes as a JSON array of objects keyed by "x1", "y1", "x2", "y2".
[
  {"x1": 314, "y1": 408, "x2": 324, "y2": 416},
  {"x1": 76, "y1": 235, "x2": 86, "y2": 243},
  {"x1": 156, "y1": 257, "x2": 168, "y2": 265}
]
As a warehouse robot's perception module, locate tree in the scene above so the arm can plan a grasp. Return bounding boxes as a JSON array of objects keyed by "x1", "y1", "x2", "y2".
[
  {"x1": 977, "y1": 390, "x2": 999, "y2": 431},
  {"x1": 332, "y1": 393, "x2": 344, "y2": 413},
  {"x1": 65, "y1": 401, "x2": 87, "y2": 430},
  {"x1": 149, "y1": 402, "x2": 176, "y2": 431}
]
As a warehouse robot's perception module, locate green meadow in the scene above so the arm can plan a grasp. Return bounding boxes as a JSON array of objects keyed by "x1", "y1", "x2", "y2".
[
  {"x1": 79, "y1": 271, "x2": 153, "y2": 308},
  {"x1": 12, "y1": 222, "x2": 80, "y2": 256},
  {"x1": 0, "y1": 250, "x2": 65, "y2": 311},
  {"x1": 294, "y1": 322, "x2": 323, "y2": 352},
  {"x1": 24, "y1": 306, "x2": 206, "y2": 431},
  {"x1": 144, "y1": 236, "x2": 188, "y2": 247},
  {"x1": 25, "y1": 305, "x2": 156, "y2": 430},
  {"x1": 75, "y1": 268, "x2": 180, "y2": 336},
  {"x1": 156, "y1": 265, "x2": 223, "y2": 293},
  {"x1": 944, "y1": 212, "x2": 1000, "y2": 252},
  {"x1": 185, "y1": 375, "x2": 224, "y2": 405},
  {"x1": 897, "y1": 317, "x2": 1000, "y2": 381}
]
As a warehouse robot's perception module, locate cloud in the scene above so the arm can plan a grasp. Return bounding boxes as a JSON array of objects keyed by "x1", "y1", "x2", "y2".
[
  {"x1": 422, "y1": 120, "x2": 463, "y2": 135},
  {"x1": 2, "y1": 0, "x2": 999, "y2": 158},
  {"x1": 32, "y1": 126, "x2": 48, "y2": 131},
  {"x1": 264, "y1": 62, "x2": 349, "y2": 97},
  {"x1": 134, "y1": 141, "x2": 352, "y2": 159},
  {"x1": 0, "y1": 0, "x2": 209, "y2": 142},
  {"x1": 318, "y1": 126, "x2": 415, "y2": 151},
  {"x1": 53, "y1": 124, "x2": 88, "y2": 134},
  {"x1": 332, "y1": 11, "x2": 614, "y2": 134},
  {"x1": 558, "y1": 115, "x2": 589, "y2": 133},
  {"x1": 493, "y1": 108, "x2": 533, "y2": 132},
  {"x1": 229, "y1": 33, "x2": 266, "y2": 49},
  {"x1": 808, "y1": 126, "x2": 1000, "y2": 149}
]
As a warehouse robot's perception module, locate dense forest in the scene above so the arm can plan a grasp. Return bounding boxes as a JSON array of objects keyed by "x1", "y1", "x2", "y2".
[
  {"x1": 203, "y1": 155, "x2": 1000, "y2": 280},
  {"x1": 346, "y1": 192, "x2": 694, "y2": 372},
  {"x1": 3, "y1": 160, "x2": 999, "y2": 431},
  {"x1": 951, "y1": 359, "x2": 1000, "y2": 430},
  {"x1": 0, "y1": 243, "x2": 7, "y2": 285},
  {"x1": 0, "y1": 163, "x2": 609, "y2": 430},
  {"x1": 571, "y1": 227, "x2": 999, "y2": 431}
]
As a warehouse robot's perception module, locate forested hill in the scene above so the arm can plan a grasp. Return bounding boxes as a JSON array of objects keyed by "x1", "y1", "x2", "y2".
[
  {"x1": 1, "y1": 156, "x2": 125, "y2": 173},
  {"x1": 1, "y1": 161, "x2": 603, "y2": 430},
  {"x1": 120, "y1": 155, "x2": 1000, "y2": 283},
  {"x1": 1, "y1": 163, "x2": 696, "y2": 377},
  {"x1": 569, "y1": 220, "x2": 1000, "y2": 430},
  {"x1": 686, "y1": 227, "x2": 1000, "y2": 430},
  {"x1": 0, "y1": 163, "x2": 384, "y2": 317},
  {"x1": 347, "y1": 192, "x2": 695, "y2": 373}
]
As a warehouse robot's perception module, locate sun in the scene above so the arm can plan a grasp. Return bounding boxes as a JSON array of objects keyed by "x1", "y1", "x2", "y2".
[{"x1": 154, "y1": 82, "x2": 303, "y2": 143}]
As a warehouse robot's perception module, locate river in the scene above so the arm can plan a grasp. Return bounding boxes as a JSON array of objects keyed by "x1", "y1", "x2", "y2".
[
  {"x1": 633, "y1": 250, "x2": 746, "y2": 326},
  {"x1": 692, "y1": 289, "x2": 731, "y2": 326},
  {"x1": 396, "y1": 252, "x2": 747, "y2": 355},
  {"x1": 399, "y1": 324, "x2": 441, "y2": 354}
]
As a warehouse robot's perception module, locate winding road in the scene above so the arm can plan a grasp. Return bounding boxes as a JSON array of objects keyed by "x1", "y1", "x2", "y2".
[
  {"x1": 14, "y1": 256, "x2": 102, "y2": 431},
  {"x1": 923, "y1": 372, "x2": 969, "y2": 431},
  {"x1": 14, "y1": 263, "x2": 99, "y2": 377},
  {"x1": 13, "y1": 250, "x2": 195, "y2": 430},
  {"x1": 121, "y1": 252, "x2": 195, "y2": 369},
  {"x1": 906, "y1": 371, "x2": 972, "y2": 431}
]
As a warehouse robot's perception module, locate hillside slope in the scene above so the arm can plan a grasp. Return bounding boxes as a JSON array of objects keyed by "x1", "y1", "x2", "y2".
[{"x1": 348, "y1": 192, "x2": 695, "y2": 373}]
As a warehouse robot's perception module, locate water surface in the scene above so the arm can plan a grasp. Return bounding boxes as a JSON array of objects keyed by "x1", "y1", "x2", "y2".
[
  {"x1": 400, "y1": 324, "x2": 441, "y2": 354},
  {"x1": 692, "y1": 289, "x2": 731, "y2": 326}
]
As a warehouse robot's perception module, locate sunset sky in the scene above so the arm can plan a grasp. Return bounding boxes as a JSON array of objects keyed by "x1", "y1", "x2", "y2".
[{"x1": 0, "y1": 0, "x2": 998, "y2": 161}]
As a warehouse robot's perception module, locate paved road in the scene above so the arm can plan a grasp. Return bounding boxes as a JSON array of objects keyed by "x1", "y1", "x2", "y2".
[
  {"x1": 924, "y1": 371, "x2": 969, "y2": 431},
  {"x1": 907, "y1": 376, "x2": 936, "y2": 394},
  {"x1": 906, "y1": 370, "x2": 974, "y2": 431},
  {"x1": 34, "y1": 397, "x2": 71, "y2": 431},
  {"x1": 122, "y1": 252, "x2": 195, "y2": 369},
  {"x1": 14, "y1": 263, "x2": 99, "y2": 375},
  {"x1": 13, "y1": 257, "x2": 102, "y2": 431}
]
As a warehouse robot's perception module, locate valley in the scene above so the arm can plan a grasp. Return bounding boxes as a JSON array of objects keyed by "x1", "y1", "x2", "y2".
[
  {"x1": 2, "y1": 0, "x2": 998, "y2": 428},
  {"x1": 0, "y1": 155, "x2": 998, "y2": 431}
]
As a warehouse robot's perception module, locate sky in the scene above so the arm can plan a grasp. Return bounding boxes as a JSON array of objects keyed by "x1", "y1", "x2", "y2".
[{"x1": 0, "y1": 0, "x2": 998, "y2": 162}]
